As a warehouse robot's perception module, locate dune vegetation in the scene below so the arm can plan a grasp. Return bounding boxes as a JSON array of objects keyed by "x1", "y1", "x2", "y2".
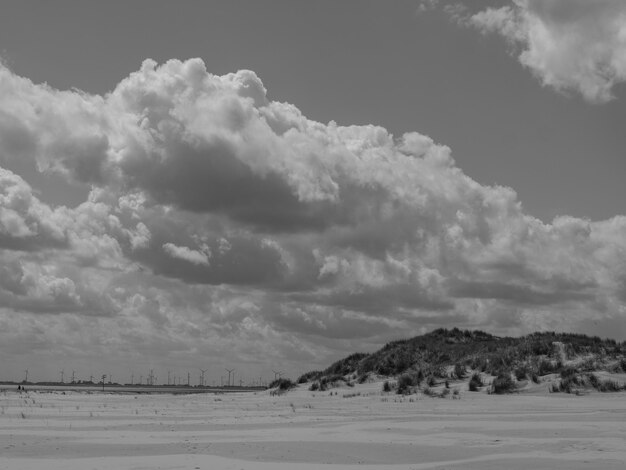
[{"x1": 296, "y1": 328, "x2": 626, "y2": 395}]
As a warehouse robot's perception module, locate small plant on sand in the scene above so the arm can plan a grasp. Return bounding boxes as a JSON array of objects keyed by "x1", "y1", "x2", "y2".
[
  {"x1": 269, "y1": 378, "x2": 296, "y2": 391},
  {"x1": 514, "y1": 366, "x2": 528, "y2": 381},
  {"x1": 397, "y1": 372, "x2": 421, "y2": 395},
  {"x1": 468, "y1": 372, "x2": 483, "y2": 392},
  {"x1": 537, "y1": 359, "x2": 557, "y2": 376},
  {"x1": 588, "y1": 374, "x2": 623, "y2": 392},
  {"x1": 491, "y1": 372, "x2": 516, "y2": 394},
  {"x1": 453, "y1": 363, "x2": 466, "y2": 379}
]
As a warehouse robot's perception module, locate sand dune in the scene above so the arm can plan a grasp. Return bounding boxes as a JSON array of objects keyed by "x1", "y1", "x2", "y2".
[{"x1": 2, "y1": 383, "x2": 625, "y2": 469}]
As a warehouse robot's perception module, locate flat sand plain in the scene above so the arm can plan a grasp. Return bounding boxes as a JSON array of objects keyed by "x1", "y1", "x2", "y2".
[{"x1": 1, "y1": 382, "x2": 625, "y2": 470}]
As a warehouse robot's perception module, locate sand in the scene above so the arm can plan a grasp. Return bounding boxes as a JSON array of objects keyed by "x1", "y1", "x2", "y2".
[{"x1": 1, "y1": 382, "x2": 625, "y2": 469}]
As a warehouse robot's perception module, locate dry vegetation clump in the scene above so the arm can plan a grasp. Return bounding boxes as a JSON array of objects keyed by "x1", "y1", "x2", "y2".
[
  {"x1": 548, "y1": 370, "x2": 625, "y2": 394},
  {"x1": 269, "y1": 378, "x2": 296, "y2": 395},
  {"x1": 396, "y1": 371, "x2": 422, "y2": 395},
  {"x1": 468, "y1": 372, "x2": 483, "y2": 391},
  {"x1": 297, "y1": 370, "x2": 322, "y2": 384},
  {"x1": 298, "y1": 328, "x2": 626, "y2": 396},
  {"x1": 490, "y1": 372, "x2": 516, "y2": 394}
]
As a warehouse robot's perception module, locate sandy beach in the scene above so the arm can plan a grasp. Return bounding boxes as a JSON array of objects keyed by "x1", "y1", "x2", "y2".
[{"x1": 2, "y1": 383, "x2": 625, "y2": 470}]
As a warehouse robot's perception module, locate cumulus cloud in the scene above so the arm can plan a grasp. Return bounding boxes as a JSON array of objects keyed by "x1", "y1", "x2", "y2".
[
  {"x1": 462, "y1": 0, "x2": 626, "y2": 103},
  {"x1": 0, "y1": 168, "x2": 67, "y2": 250},
  {"x1": 1, "y1": 57, "x2": 626, "y2": 381},
  {"x1": 163, "y1": 242, "x2": 210, "y2": 266}
]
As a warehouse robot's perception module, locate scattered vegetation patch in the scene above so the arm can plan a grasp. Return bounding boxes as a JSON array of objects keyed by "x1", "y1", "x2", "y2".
[
  {"x1": 269, "y1": 378, "x2": 296, "y2": 391},
  {"x1": 306, "y1": 328, "x2": 626, "y2": 396},
  {"x1": 453, "y1": 363, "x2": 466, "y2": 379},
  {"x1": 491, "y1": 372, "x2": 516, "y2": 394},
  {"x1": 396, "y1": 372, "x2": 422, "y2": 395},
  {"x1": 297, "y1": 370, "x2": 322, "y2": 384},
  {"x1": 468, "y1": 372, "x2": 483, "y2": 392}
]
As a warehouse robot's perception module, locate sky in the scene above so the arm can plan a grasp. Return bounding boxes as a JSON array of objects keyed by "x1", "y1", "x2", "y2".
[{"x1": 0, "y1": 0, "x2": 625, "y2": 384}]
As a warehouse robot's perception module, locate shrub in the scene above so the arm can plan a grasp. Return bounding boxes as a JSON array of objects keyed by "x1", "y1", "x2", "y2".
[
  {"x1": 560, "y1": 367, "x2": 578, "y2": 379},
  {"x1": 468, "y1": 372, "x2": 483, "y2": 392},
  {"x1": 537, "y1": 359, "x2": 557, "y2": 376},
  {"x1": 586, "y1": 373, "x2": 600, "y2": 389},
  {"x1": 427, "y1": 375, "x2": 436, "y2": 387},
  {"x1": 309, "y1": 382, "x2": 319, "y2": 391},
  {"x1": 397, "y1": 373, "x2": 417, "y2": 395},
  {"x1": 382, "y1": 380, "x2": 392, "y2": 393},
  {"x1": 531, "y1": 372, "x2": 540, "y2": 384},
  {"x1": 514, "y1": 366, "x2": 528, "y2": 381},
  {"x1": 297, "y1": 370, "x2": 322, "y2": 384},
  {"x1": 269, "y1": 378, "x2": 296, "y2": 391},
  {"x1": 588, "y1": 374, "x2": 623, "y2": 392},
  {"x1": 453, "y1": 363, "x2": 466, "y2": 379},
  {"x1": 598, "y1": 380, "x2": 622, "y2": 392},
  {"x1": 491, "y1": 372, "x2": 516, "y2": 394}
]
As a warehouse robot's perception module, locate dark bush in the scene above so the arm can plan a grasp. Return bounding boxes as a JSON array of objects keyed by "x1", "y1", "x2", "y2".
[
  {"x1": 468, "y1": 372, "x2": 483, "y2": 392},
  {"x1": 269, "y1": 378, "x2": 296, "y2": 391},
  {"x1": 537, "y1": 359, "x2": 557, "y2": 376},
  {"x1": 586, "y1": 373, "x2": 600, "y2": 389},
  {"x1": 453, "y1": 363, "x2": 466, "y2": 379},
  {"x1": 597, "y1": 380, "x2": 622, "y2": 392},
  {"x1": 491, "y1": 372, "x2": 516, "y2": 394},
  {"x1": 560, "y1": 367, "x2": 578, "y2": 379},
  {"x1": 397, "y1": 373, "x2": 419, "y2": 395},
  {"x1": 382, "y1": 380, "x2": 392, "y2": 393},
  {"x1": 514, "y1": 366, "x2": 528, "y2": 381},
  {"x1": 297, "y1": 370, "x2": 322, "y2": 384}
]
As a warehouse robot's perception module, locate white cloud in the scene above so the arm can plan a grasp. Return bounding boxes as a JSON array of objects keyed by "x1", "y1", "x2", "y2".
[
  {"x1": 1, "y1": 57, "x2": 626, "y2": 381},
  {"x1": 163, "y1": 242, "x2": 210, "y2": 266},
  {"x1": 0, "y1": 168, "x2": 67, "y2": 250},
  {"x1": 464, "y1": 0, "x2": 626, "y2": 103}
]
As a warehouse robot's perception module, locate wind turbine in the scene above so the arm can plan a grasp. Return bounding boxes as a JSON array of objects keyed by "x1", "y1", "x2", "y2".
[
  {"x1": 71, "y1": 370, "x2": 76, "y2": 384},
  {"x1": 225, "y1": 368, "x2": 234, "y2": 387},
  {"x1": 60, "y1": 369, "x2": 65, "y2": 384}
]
